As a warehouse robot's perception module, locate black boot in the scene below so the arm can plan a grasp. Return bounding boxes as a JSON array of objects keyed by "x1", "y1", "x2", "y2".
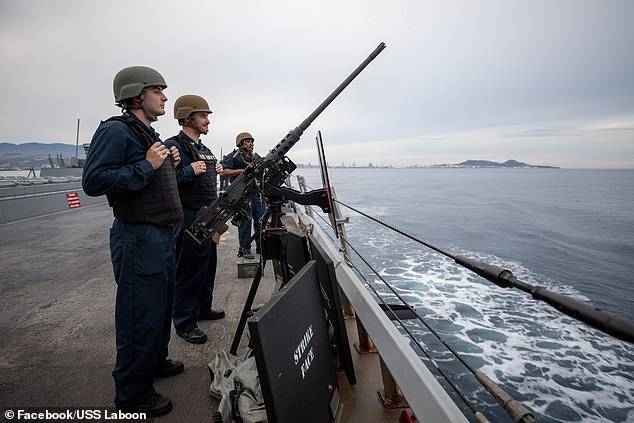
[
  {"x1": 198, "y1": 309, "x2": 225, "y2": 321},
  {"x1": 155, "y1": 358, "x2": 184, "y2": 378},
  {"x1": 119, "y1": 393, "x2": 172, "y2": 417},
  {"x1": 176, "y1": 327, "x2": 208, "y2": 344}
]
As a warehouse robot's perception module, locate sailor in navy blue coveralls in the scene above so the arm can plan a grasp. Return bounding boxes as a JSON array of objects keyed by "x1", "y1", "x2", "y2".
[
  {"x1": 165, "y1": 94, "x2": 225, "y2": 345},
  {"x1": 82, "y1": 66, "x2": 183, "y2": 417},
  {"x1": 220, "y1": 132, "x2": 266, "y2": 258}
]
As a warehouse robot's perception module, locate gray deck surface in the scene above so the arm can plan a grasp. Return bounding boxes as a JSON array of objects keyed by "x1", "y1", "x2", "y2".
[{"x1": 0, "y1": 203, "x2": 400, "y2": 422}]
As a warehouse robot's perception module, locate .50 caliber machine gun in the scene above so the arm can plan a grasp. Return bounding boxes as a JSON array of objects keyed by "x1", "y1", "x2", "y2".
[{"x1": 185, "y1": 42, "x2": 386, "y2": 245}]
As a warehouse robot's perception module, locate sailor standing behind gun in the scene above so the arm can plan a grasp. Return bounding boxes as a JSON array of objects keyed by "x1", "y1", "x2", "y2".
[
  {"x1": 220, "y1": 132, "x2": 267, "y2": 259},
  {"x1": 164, "y1": 95, "x2": 226, "y2": 345},
  {"x1": 82, "y1": 66, "x2": 184, "y2": 417}
]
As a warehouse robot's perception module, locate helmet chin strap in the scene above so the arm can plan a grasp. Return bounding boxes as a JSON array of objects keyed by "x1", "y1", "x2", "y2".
[
  {"x1": 142, "y1": 106, "x2": 158, "y2": 122},
  {"x1": 197, "y1": 122, "x2": 208, "y2": 135},
  {"x1": 184, "y1": 117, "x2": 207, "y2": 136},
  {"x1": 140, "y1": 93, "x2": 158, "y2": 122}
]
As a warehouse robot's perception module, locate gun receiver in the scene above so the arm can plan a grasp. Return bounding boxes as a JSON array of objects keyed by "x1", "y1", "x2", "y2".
[{"x1": 185, "y1": 42, "x2": 386, "y2": 245}]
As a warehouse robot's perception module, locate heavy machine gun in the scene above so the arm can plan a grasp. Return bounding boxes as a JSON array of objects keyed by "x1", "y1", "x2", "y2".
[{"x1": 185, "y1": 42, "x2": 386, "y2": 245}]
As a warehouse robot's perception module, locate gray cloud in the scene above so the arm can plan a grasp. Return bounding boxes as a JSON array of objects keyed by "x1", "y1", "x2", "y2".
[{"x1": 1, "y1": 0, "x2": 633, "y2": 168}]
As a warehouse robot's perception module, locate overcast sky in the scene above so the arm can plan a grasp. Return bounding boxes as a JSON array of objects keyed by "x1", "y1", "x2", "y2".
[{"x1": 1, "y1": 1, "x2": 633, "y2": 168}]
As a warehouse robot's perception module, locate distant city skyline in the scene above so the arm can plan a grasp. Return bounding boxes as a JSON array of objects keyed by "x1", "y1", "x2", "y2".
[
  {"x1": 1, "y1": 1, "x2": 633, "y2": 168},
  {"x1": 0, "y1": 140, "x2": 604, "y2": 170}
]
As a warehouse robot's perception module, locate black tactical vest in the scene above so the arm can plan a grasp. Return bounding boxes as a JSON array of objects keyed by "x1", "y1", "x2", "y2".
[
  {"x1": 227, "y1": 149, "x2": 261, "y2": 182},
  {"x1": 229, "y1": 148, "x2": 252, "y2": 169},
  {"x1": 105, "y1": 115, "x2": 183, "y2": 225},
  {"x1": 169, "y1": 135, "x2": 218, "y2": 210}
]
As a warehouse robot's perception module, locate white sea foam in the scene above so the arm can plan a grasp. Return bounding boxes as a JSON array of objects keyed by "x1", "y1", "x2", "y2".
[{"x1": 344, "y1": 222, "x2": 634, "y2": 422}]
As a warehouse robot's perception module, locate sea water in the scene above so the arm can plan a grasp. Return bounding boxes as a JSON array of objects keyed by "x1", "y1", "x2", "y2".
[
  {"x1": 296, "y1": 167, "x2": 634, "y2": 423},
  {"x1": 4, "y1": 166, "x2": 631, "y2": 420}
]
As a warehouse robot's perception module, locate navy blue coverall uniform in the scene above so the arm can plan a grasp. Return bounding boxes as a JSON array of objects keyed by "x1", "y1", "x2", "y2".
[
  {"x1": 221, "y1": 149, "x2": 266, "y2": 254},
  {"x1": 165, "y1": 131, "x2": 219, "y2": 333},
  {"x1": 82, "y1": 113, "x2": 182, "y2": 409}
]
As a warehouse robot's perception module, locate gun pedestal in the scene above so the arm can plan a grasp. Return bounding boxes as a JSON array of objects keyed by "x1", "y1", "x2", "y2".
[
  {"x1": 261, "y1": 196, "x2": 294, "y2": 287},
  {"x1": 229, "y1": 181, "x2": 333, "y2": 354},
  {"x1": 230, "y1": 195, "x2": 292, "y2": 355}
]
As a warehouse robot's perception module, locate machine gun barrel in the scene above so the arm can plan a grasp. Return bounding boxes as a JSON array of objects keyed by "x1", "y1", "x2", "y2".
[
  {"x1": 263, "y1": 42, "x2": 386, "y2": 162},
  {"x1": 185, "y1": 42, "x2": 386, "y2": 245}
]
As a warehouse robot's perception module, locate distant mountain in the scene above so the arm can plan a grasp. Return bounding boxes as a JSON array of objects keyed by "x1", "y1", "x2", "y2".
[
  {"x1": 0, "y1": 142, "x2": 85, "y2": 169},
  {"x1": 436, "y1": 159, "x2": 559, "y2": 169},
  {"x1": 458, "y1": 160, "x2": 507, "y2": 167},
  {"x1": 500, "y1": 160, "x2": 528, "y2": 167}
]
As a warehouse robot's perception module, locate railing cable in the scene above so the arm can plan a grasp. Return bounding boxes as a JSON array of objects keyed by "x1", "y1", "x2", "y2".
[
  {"x1": 333, "y1": 199, "x2": 634, "y2": 344},
  {"x1": 307, "y1": 206, "x2": 493, "y2": 418}
]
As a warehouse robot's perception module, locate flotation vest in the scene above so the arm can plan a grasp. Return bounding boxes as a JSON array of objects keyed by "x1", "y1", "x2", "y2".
[
  {"x1": 168, "y1": 134, "x2": 218, "y2": 210},
  {"x1": 105, "y1": 115, "x2": 183, "y2": 225}
]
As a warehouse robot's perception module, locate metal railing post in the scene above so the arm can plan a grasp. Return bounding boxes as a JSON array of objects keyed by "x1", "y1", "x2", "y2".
[
  {"x1": 378, "y1": 356, "x2": 408, "y2": 408},
  {"x1": 295, "y1": 175, "x2": 313, "y2": 217},
  {"x1": 340, "y1": 289, "x2": 355, "y2": 319},
  {"x1": 354, "y1": 319, "x2": 377, "y2": 353},
  {"x1": 329, "y1": 186, "x2": 351, "y2": 264}
]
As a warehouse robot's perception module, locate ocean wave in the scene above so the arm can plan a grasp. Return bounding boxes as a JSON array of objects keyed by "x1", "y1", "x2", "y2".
[{"x1": 345, "y1": 223, "x2": 634, "y2": 422}]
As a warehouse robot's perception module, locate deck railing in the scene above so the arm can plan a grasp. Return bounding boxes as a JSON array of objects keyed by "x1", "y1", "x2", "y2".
[{"x1": 288, "y1": 184, "x2": 470, "y2": 423}]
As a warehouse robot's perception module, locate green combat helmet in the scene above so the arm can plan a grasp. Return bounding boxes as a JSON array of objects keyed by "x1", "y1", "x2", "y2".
[
  {"x1": 113, "y1": 66, "x2": 167, "y2": 105},
  {"x1": 173, "y1": 95, "x2": 213, "y2": 120}
]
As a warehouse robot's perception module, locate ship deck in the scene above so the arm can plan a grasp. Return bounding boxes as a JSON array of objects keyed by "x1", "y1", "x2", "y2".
[{"x1": 0, "y1": 203, "x2": 401, "y2": 422}]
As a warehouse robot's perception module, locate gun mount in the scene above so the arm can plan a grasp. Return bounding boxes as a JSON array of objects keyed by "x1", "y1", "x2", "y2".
[{"x1": 185, "y1": 42, "x2": 386, "y2": 245}]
